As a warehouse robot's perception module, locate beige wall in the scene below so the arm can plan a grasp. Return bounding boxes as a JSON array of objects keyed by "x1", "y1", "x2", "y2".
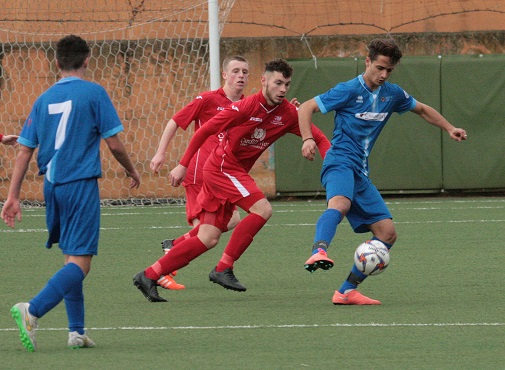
[
  {"x1": 1, "y1": 1, "x2": 504, "y2": 40},
  {"x1": 223, "y1": 0, "x2": 505, "y2": 37}
]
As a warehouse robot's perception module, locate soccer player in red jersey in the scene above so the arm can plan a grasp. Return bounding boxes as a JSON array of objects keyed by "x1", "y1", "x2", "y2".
[
  {"x1": 133, "y1": 59, "x2": 331, "y2": 302},
  {"x1": 150, "y1": 56, "x2": 250, "y2": 290}
]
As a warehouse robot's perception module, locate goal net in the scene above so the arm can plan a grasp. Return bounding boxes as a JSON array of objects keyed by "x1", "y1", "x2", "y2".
[{"x1": 0, "y1": 0, "x2": 235, "y2": 205}]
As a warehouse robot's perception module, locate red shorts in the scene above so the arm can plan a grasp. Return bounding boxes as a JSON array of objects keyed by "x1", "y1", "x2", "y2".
[
  {"x1": 196, "y1": 167, "x2": 265, "y2": 231},
  {"x1": 183, "y1": 183, "x2": 202, "y2": 226}
]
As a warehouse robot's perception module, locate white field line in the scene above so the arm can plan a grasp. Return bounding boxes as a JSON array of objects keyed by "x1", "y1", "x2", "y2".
[
  {"x1": 3, "y1": 198, "x2": 505, "y2": 234},
  {"x1": 0, "y1": 322, "x2": 504, "y2": 332},
  {"x1": 12, "y1": 202, "x2": 505, "y2": 218},
  {"x1": 2, "y1": 218, "x2": 505, "y2": 234},
  {"x1": 12, "y1": 195, "x2": 505, "y2": 210}
]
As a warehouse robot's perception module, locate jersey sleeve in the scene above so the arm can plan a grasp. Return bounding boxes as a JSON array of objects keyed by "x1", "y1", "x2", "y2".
[
  {"x1": 315, "y1": 82, "x2": 351, "y2": 115},
  {"x1": 96, "y1": 87, "x2": 124, "y2": 139},
  {"x1": 18, "y1": 102, "x2": 41, "y2": 148},
  {"x1": 394, "y1": 85, "x2": 417, "y2": 114},
  {"x1": 172, "y1": 95, "x2": 205, "y2": 130}
]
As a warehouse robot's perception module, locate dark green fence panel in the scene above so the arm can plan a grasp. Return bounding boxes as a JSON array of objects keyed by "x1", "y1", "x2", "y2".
[
  {"x1": 277, "y1": 55, "x2": 505, "y2": 195},
  {"x1": 441, "y1": 54, "x2": 505, "y2": 190},
  {"x1": 369, "y1": 56, "x2": 443, "y2": 191}
]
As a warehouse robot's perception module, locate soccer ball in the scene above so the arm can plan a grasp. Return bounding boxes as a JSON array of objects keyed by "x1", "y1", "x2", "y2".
[{"x1": 354, "y1": 240, "x2": 390, "y2": 276}]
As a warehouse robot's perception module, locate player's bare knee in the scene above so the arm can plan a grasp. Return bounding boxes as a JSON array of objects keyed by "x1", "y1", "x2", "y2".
[
  {"x1": 249, "y1": 199, "x2": 272, "y2": 220},
  {"x1": 200, "y1": 236, "x2": 220, "y2": 249},
  {"x1": 197, "y1": 226, "x2": 222, "y2": 249},
  {"x1": 256, "y1": 204, "x2": 272, "y2": 220},
  {"x1": 370, "y1": 219, "x2": 396, "y2": 245},
  {"x1": 207, "y1": 238, "x2": 220, "y2": 249},
  {"x1": 387, "y1": 231, "x2": 397, "y2": 245},
  {"x1": 378, "y1": 230, "x2": 397, "y2": 245}
]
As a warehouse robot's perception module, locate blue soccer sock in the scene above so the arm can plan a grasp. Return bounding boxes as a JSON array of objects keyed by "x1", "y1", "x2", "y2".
[
  {"x1": 29, "y1": 263, "x2": 85, "y2": 321},
  {"x1": 64, "y1": 276, "x2": 85, "y2": 335},
  {"x1": 338, "y1": 265, "x2": 367, "y2": 294},
  {"x1": 312, "y1": 209, "x2": 343, "y2": 252},
  {"x1": 371, "y1": 236, "x2": 393, "y2": 250}
]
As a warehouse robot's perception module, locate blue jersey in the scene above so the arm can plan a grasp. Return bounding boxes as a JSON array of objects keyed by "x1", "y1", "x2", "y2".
[
  {"x1": 18, "y1": 77, "x2": 123, "y2": 185},
  {"x1": 316, "y1": 74, "x2": 416, "y2": 176}
]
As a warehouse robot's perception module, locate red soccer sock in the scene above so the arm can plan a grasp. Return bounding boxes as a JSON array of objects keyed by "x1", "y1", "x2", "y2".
[
  {"x1": 145, "y1": 236, "x2": 208, "y2": 280},
  {"x1": 173, "y1": 224, "x2": 200, "y2": 246},
  {"x1": 215, "y1": 213, "x2": 267, "y2": 272}
]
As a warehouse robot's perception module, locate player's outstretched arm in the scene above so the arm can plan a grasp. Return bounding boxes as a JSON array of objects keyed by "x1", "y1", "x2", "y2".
[
  {"x1": 169, "y1": 112, "x2": 227, "y2": 187},
  {"x1": 1, "y1": 145, "x2": 34, "y2": 228},
  {"x1": 105, "y1": 134, "x2": 141, "y2": 189},
  {"x1": 311, "y1": 124, "x2": 331, "y2": 159},
  {"x1": 412, "y1": 101, "x2": 467, "y2": 142},
  {"x1": 150, "y1": 119, "x2": 179, "y2": 174},
  {"x1": 177, "y1": 116, "x2": 221, "y2": 169},
  {"x1": 298, "y1": 99, "x2": 320, "y2": 160},
  {"x1": 169, "y1": 164, "x2": 187, "y2": 187}
]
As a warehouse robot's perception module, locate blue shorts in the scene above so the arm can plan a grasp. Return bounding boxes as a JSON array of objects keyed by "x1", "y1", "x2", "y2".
[
  {"x1": 44, "y1": 178, "x2": 100, "y2": 255},
  {"x1": 322, "y1": 164, "x2": 392, "y2": 233}
]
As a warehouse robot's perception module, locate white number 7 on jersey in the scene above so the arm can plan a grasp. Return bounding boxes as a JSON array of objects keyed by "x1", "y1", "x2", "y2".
[{"x1": 48, "y1": 100, "x2": 72, "y2": 150}]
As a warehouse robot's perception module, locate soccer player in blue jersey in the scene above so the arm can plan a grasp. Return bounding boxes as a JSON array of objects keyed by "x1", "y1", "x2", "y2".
[
  {"x1": 298, "y1": 38, "x2": 467, "y2": 305},
  {"x1": 1, "y1": 35, "x2": 141, "y2": 351}
]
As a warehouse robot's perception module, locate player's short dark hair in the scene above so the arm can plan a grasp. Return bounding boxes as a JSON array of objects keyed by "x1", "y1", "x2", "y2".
[
  {"x1": 56, "y1": 35, "x2": 91, "y2": 71},
  {"x1": 264, "y1": 59, "x2": 293, "y2": 79},
  {"x1": 368, "y1": 38, "x2": 403, "y2": 65},
  {"x1": 222, "y1": 55, "x2": 248, "y2": 71}
]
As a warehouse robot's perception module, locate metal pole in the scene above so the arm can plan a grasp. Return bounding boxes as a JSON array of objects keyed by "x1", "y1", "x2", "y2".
[{"x1": 208, "y1": 0, "x2": 220, "y2": 90}]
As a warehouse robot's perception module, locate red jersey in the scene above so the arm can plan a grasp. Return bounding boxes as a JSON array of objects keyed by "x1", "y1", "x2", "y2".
[
  {"x1": 180, "y1": 91, "x2": 330, "y2": 173},
  {"x1": 173, "y1": 87, "x2": 244, "y2": 186}
]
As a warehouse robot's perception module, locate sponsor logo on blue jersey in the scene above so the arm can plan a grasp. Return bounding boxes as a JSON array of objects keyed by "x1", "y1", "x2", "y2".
[{"x1": 355, "y1": 112, "x2": 388, "y2": 121}]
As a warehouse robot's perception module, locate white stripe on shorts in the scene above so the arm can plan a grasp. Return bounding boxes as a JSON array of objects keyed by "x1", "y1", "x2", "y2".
[{"x1": 223, "y1": 171, "x2": 250, "y2": 197}]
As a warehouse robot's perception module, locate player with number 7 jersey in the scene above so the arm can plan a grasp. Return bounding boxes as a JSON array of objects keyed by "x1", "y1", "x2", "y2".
[
  {"x1": 18, "y1": 77, "x2": 124, "y2": 185},
  {"x1": 3, "y1": 35, "x2": 140, "y2": 351}
]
